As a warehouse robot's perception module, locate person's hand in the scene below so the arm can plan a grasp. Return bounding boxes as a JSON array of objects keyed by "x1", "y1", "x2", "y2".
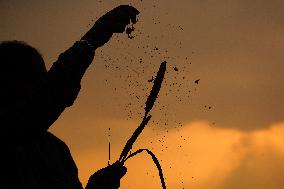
[
  {"x1": 85, "y1": 161, "x2": 127, "y2": 189},
  {"x1": 82, "y1": 5, "x2": 139, "y2": 48}
]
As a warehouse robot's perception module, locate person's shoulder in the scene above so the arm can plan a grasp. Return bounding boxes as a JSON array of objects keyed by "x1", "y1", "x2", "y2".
[{"x1": 44, "y1": 131, "x2": 70, "y2": 151}]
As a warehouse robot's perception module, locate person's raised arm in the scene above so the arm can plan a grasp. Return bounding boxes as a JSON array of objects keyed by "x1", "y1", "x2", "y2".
[
  {"x1": 47, "y1": 5, "x2": 139, "y2": 116},
  {"x1": 0, "y1": 5, "x2": 139, "y2": 135}
]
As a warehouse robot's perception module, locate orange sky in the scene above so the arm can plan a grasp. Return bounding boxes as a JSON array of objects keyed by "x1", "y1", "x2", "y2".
[{"x1": 1, "y1": 0, "x2": 284, "y2": 188}]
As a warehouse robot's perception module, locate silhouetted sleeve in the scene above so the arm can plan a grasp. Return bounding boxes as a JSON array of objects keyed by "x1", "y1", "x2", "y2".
[
  {"x1": 47, "y1": 41, "x2": 95, "y2": 108},
  {"x1": 0, "y1": 42, "x2": 95, "y2": 134}
]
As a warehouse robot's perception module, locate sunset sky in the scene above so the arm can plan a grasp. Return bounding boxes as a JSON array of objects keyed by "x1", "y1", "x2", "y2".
[{"x1": 1, "y1": 0, "x2": 284, "y2": 188}]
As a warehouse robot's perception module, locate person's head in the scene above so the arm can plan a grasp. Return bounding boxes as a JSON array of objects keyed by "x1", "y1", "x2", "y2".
[{"x1": 0, "y1": 41, "x2": 47, "y2": 104}]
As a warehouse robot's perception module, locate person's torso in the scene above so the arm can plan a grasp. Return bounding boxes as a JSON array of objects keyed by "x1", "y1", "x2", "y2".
[{"x1": 7, "y1": 131, "x2": 83, "y2": 189}]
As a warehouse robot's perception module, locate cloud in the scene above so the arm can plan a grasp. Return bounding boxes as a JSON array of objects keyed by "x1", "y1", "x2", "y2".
[
  {"x1": 219, "y1": 122, "x2": 284, "y2": 189},
  {"x1": 131, "y1": 121, "x2": 247, "y2": 189},
  {"x1": 62, "y1": 120, "x2": 284, "y2": 188}
]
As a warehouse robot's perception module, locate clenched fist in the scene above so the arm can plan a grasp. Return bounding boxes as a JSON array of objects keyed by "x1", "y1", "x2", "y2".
[
  {"x1": 85, "y1": 161, "x2": 127, "y2": 189},
  {"x1": 82, "y1": 5, "x2": 139, "y2": 48}
]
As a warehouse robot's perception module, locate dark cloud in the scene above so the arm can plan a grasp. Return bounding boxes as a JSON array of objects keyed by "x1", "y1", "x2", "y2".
[{"x1": 1, "y1": 1, "x2": 283, "y2": 132}]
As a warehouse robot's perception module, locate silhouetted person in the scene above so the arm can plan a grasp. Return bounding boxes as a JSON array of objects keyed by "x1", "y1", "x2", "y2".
[{"x1": 1, "y1": 5, "x2": 139, "y2": 189}]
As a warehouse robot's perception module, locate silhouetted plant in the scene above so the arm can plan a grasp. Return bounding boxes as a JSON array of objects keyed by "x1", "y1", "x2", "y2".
[{"x1": 118, "y1": 61, "x2": 167, "y2": 189}]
